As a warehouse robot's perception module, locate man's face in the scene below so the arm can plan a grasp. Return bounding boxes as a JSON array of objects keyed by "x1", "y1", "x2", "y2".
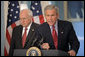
[
  {"x1": 45, "y1": 9, "x2": 58, "y2": 26},
  {"x1": 20, "y1": 10, "x2": 32, "y2": 27}
]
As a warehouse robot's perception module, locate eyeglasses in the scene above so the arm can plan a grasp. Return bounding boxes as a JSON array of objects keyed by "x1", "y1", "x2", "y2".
[
  {"x1": 20, "y1": 18, "x2": 28, "y2": 20},
  {"x1": 20, "y1": 16, "x2": 32, "y2": 20}
]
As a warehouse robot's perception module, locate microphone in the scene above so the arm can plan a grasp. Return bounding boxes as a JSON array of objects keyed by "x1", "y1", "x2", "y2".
[
  {"x1": 31, "y1": 28, "x2": 44, "y2": 48},
  {"x1": 38, "y1": 37, "x2": 43, "y2": 46},
  {"x1": 37, "y1": 29, "x2": 44, "y2": 47},
  {"x1": 31, "y1": 32, "x2": 38, "y2": 46}
]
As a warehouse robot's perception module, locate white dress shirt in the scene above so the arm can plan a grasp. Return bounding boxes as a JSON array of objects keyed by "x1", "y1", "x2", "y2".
[
  {"x1": 50, "y1": 21, "x2": 58, "y2": 36},
  {"x1": 22, "y1": 22, "x2": 32, "y2": 37}
]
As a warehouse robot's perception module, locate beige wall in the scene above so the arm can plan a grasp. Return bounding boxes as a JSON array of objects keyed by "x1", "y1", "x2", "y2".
[{"x1": 4, "y1": 1, "x2": 8, "y2": 33}]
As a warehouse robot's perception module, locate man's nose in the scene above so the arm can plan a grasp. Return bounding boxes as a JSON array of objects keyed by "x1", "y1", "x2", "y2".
[{"x1": 49, "y1": 15, "x2": 52, "y2": 19}]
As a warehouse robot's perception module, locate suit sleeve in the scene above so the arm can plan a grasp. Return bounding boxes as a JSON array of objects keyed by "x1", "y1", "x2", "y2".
[
  {"x1": 9, "y1": 28, "x2": 16, "y2": 56},
  {"x1": 68, "y1": 22, "x2": 80, "y2": 54},
  {"x1": 33, "y1": 27, "x2": 44, "y2": 49}
]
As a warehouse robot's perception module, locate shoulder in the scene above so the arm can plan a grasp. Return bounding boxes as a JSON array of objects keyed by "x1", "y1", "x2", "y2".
[
  {"x1": 31, "y1": 22, "x2": 40, "y2": 30},
  {"x1": 32, "y1": 22, "x2": 39, "y2": 27},
  {"x1": 13, "y1": 25, "x2": 22, "y2": 31},
  {"x1": 58, "y1": 20, "x2": 72, "y2": 25},
  {"x1": 38, "y1": 22, "x2": 49, "y2": 29},
  {"x1": 58, "y1": 20, "x2": 74, "y2": 31},
  {"x1": 39, "y1": 22, "x2": 48, "y2": 27},
  {"x1": 58, "y1": 20, "x2": 72, "y2": 27}
]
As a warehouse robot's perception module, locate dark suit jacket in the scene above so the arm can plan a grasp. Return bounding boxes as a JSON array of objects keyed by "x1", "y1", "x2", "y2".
[
  {"x1": 36, "y1": 20, "x2": 80, "y2": 54},
  {"x1": 9, "y1": 22, "x2": 39, "y2": 56}
]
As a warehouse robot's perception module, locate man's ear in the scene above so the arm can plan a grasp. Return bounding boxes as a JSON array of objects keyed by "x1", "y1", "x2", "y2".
[{"x1": 56, "y1": 13, "x2": 59, "y2": 19}]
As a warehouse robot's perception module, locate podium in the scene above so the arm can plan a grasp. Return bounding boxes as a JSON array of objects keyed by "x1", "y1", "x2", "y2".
[{"x1": 13, "y1": 49, "x2": 69, "y2": 56}]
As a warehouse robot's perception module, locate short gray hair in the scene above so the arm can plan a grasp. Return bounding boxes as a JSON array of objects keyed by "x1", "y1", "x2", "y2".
[
  {"x1": 28, "y1": 9, "x2": 33, "y2": 17},
  {"x1": 44, "y1": 5, "x2": 59, "y2": 15},
  {"x1": 20, "y1": 9, "x2": 33, "y2": 17}
]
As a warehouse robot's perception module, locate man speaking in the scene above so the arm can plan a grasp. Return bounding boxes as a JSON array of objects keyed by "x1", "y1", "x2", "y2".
[{"x1": 35, "y1": 5, "x2": 80, "y2": 56}]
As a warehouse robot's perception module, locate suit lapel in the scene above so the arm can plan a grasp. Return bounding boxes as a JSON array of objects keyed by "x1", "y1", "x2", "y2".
[
  {"x1": 58, "y1": 20, "x2": 65, "y2": 49},
  {"x1": 45, "y1": 23, "x2": 55, "y2": 47},
  {"x1": 58, "y1": 20, "x2": 64, "y2": 39},
  {"x1": 58, "y1": 20, "x2": 61, "y2": 39},
  {"x1": 24, "y1": 23, "x2": 35, "y2": 48}
]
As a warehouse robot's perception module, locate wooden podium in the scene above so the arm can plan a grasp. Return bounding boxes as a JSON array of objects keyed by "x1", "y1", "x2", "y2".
[{"x1": 13, "y1": 49, "x2": 69, "y2": 56}]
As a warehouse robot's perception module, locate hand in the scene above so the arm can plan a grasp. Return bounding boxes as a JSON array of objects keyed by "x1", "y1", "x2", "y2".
[
  {"x1": 41, "y1": 43, "x2": 50, "y2": 50},
  {"x1": 68, "y1": 50, "x2": 76, "y2": 56}
]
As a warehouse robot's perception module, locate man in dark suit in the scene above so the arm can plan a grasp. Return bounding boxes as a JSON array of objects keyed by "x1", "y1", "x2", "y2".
[
  {"x1": 9, "y1": 9, "x2": 39, "y2": 56},
  {"x1": 35, "y1": 5, "x2": 80, "y2": 56}
]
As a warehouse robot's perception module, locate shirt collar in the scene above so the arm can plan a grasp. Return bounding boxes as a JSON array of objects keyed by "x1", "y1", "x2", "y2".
[
  {"x1": 23, "y1": 22, "x2": 32, "y2": 30},
  {"x1": 50, "y1": 21, "x2": 58, "y2": 29}
]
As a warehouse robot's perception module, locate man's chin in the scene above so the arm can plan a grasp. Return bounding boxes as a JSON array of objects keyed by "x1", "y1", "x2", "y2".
[
  {"x1": 48, "y1": 23, "x2": 54, "y2": 26},
  {"x1": 22, "y1": 25, "x2": 27, "y2": 27}
]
